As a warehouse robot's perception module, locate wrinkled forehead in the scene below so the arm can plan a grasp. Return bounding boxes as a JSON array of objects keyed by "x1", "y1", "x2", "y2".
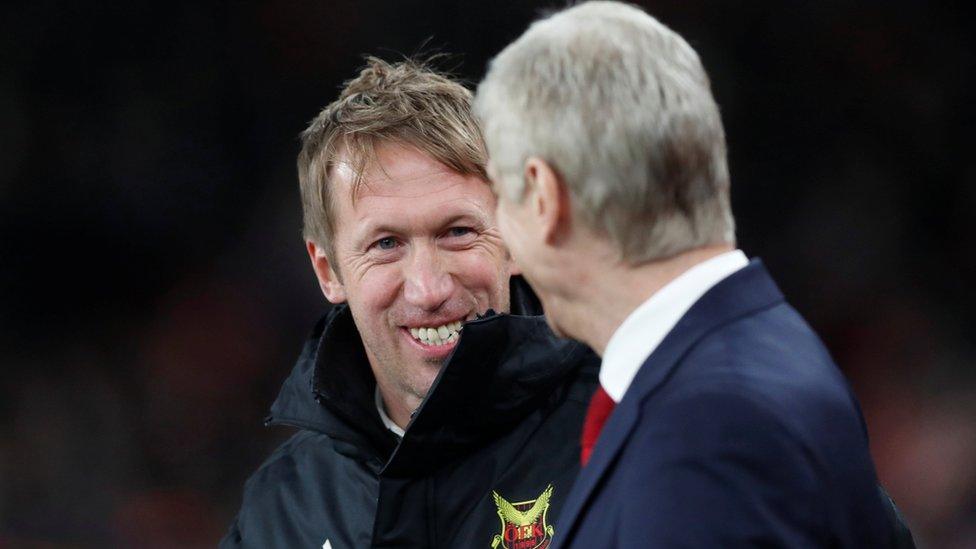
[
  {"x1": 329, "y1": 141, "x2": 496, "y2": 227},
  {"x1": 332, "y1": 140, "x2": 467, "y2": 193},
  {"x1": 328, "y1": 138, "x2": 380, "y2": 203}
]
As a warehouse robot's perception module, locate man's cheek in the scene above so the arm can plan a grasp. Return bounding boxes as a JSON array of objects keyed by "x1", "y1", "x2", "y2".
[
  {"x1": 459, "y1": 254, "x2": 506, "y2": 285},
  {"x1": 359, "y1": 269, "x2": 403, "y2": 309},
  {"x1": 468, "y1": 237, "x2": 510, "y2": 266}
]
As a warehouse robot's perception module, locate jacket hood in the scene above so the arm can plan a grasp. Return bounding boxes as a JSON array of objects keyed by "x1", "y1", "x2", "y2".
[{"x1": 267, "y1": 276, "x2": 592, "y2": 474}]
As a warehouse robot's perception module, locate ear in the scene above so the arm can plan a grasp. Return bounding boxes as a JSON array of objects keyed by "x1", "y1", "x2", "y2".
[
  {"x1": 524, "y1": 157, "x2": 572, "y2": 245},
  {"x1": 306, "y1": 241, "x2": 347, "y2": 304}
]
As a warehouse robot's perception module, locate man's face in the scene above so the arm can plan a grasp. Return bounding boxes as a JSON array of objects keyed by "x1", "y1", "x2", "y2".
[
  {"x1": 493, "y1": 184, "x2": 536, "y2": 296},
  {"x1": 491, "y1": 162, "x2": 567, "y2": 338},
  {"x1": 322, "y1": 142, "x2": 512, "y2": 403}
]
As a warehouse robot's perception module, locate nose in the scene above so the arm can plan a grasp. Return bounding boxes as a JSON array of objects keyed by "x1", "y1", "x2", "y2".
[{"x1": 402, "y1": 243, "x2": 455, "y2": 311}]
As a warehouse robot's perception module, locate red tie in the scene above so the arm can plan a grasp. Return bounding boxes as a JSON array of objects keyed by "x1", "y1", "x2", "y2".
[{"x1": 580, "y1": 385, "x2": 616, "y2": 466}]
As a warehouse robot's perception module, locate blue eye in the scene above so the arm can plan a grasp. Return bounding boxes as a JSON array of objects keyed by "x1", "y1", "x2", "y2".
[
  {"x1": 375, "y1": 237, "x2": 397, "y2": 250},
  {"x1": 448, "y1": 227, "x2": 472, "y2": 238}
]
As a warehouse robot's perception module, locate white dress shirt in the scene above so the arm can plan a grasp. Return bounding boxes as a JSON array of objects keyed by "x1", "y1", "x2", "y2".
[{"x1": 600, "y1": 250, "x2": 749, "y2": 403}]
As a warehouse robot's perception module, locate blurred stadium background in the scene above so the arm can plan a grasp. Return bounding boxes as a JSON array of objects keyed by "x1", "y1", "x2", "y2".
[{"x1": 1, "y1": 1, "x2": 972, "y2": 547}]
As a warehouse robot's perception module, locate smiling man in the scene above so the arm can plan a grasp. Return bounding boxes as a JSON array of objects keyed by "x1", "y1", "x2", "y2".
[
  {"x1": 221, "y1": 58, "x2": 599, "y2": 548},
  {"x1": 312, "y1": 141, "x2": 511, "y2": 430}
]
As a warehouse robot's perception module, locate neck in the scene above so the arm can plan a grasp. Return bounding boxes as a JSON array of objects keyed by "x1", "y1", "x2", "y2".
[
  {"x1": 375, "y1": 379, "x2": 421, "y2": 430},
  {"x1": 558, "y1": 244, "x2": 733, "y2": 356}
]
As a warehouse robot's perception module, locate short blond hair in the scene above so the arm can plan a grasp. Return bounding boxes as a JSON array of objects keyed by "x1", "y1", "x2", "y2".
[{"x1": 298, "y1": 57, "x2": 488, "y2": 258}]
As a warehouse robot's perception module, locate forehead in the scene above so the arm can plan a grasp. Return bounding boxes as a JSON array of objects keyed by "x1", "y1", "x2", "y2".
[{"x1": 331, "y1": 143, "x2": 494, "y2": 231}]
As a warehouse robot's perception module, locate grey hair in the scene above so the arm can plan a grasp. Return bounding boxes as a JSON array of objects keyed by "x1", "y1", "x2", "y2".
[{"x1": 474, "y1": 1, "x2": 735, "y2": 264}]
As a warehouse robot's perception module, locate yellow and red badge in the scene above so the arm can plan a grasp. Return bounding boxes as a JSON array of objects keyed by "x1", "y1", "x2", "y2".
[{"x1": 490, "y1": 484, "x2": 555, "y2": 549}]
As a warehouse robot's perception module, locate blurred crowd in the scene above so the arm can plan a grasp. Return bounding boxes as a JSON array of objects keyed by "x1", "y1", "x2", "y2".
[{"x1": 1, "y1": 2, "x2": 972, "y2": 547}]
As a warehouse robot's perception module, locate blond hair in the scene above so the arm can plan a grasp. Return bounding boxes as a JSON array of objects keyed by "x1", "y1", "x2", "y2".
[{"x1": 298, "y1": 56, "x2": 488, "y2": 258}]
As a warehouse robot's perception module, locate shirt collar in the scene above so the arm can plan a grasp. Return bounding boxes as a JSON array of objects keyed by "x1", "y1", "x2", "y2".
[
  {"x1": 375, "y1": 385, "x2": 406, "y2": 438},
  {"x1": 600, "y1": 249, "x2": 749, "y2": 402}
]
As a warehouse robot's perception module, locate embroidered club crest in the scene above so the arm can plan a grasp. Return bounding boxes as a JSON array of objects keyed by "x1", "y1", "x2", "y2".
[{"x1": 490, "y1": 484, "x2": 555, "y2": 549}]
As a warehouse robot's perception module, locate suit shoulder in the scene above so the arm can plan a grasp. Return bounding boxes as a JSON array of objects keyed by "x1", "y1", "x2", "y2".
[
  {"x1": 673, "y1": 306, "x2": 862, "y2": 424},
  {"x1": 628, "y1": 386, "x2": 826, "y2": 501},
  {"x1": 644, "y1": 382, "x2": 798, "y2": 441}
]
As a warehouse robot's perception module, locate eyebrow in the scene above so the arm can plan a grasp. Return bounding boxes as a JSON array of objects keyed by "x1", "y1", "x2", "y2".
[
  {"x1": 355, "y1": 213, "x2": 486, "y2": 245},
  {"x1": 438, "y1": 213, "x2": 485, "y2": 230}
]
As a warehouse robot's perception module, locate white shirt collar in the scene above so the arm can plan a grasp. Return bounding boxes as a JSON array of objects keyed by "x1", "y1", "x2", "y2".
[
  {"x1": 375, "y1": 385, "x2": 406, "y2": 438},
  {"x1": 600, "y1": 250, "x2": 749, "y2": 403}
]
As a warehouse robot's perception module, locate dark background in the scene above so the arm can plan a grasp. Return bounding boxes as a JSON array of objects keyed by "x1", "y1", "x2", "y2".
[{"x1": 2, "y1": 1, "x2": 973, "y2": 547}]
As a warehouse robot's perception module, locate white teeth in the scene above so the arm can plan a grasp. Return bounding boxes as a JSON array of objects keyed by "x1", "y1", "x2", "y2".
[{"x1": 408, "y1": 321, "x2": 464, "y2": 346}]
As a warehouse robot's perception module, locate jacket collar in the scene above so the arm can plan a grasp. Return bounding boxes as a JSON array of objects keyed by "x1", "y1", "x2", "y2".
[
  {"x1": 267, "y1": 276, "x2": 589, "y2": 473},
  {"x1": 555, "y1": 259, "x2": 785, "y2": 538},
  {"x1": 267, "y1": 309, "x2": 396, "y2": 462}
]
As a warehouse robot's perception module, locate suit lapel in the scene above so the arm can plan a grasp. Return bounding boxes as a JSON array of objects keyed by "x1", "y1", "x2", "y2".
[{"x1": 554, "y1": 260, "x2": 785, "y2": 544}]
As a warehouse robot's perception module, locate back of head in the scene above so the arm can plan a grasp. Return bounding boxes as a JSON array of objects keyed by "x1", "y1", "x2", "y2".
[
  {"x1": 475, "y1": 1, "x2": 735, "y2": 264},
  {"x1": 298, "y1": 57, "x2": 487, "y2": 259}
]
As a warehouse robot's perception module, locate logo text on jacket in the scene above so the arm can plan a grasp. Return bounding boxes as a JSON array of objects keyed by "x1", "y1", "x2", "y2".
[{"x1": 490, "y1": 484, "x2": 555, "y2": 549}]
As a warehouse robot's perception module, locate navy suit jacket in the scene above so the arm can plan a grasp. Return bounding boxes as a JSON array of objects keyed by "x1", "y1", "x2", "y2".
[{"x1": 553, "y1": 260, "x2": 893, "y2": 548}]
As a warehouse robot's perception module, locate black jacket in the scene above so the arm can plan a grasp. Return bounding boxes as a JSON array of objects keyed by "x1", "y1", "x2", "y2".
[
  {"x1": 222, "y1": 279, "x2": 914, "y2": 548},
  {"x1": 221, "y1": 280, "x2": 600, "y2": 548}
]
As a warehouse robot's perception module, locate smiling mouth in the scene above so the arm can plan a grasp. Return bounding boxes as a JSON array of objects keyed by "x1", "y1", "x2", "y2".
[{"x1": 408, "y1": 321, "x2": 463, "y2": 346}]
